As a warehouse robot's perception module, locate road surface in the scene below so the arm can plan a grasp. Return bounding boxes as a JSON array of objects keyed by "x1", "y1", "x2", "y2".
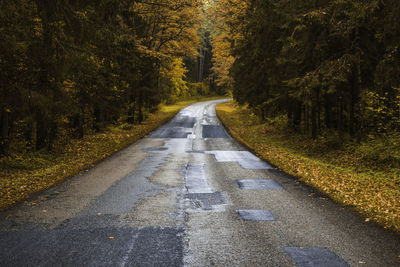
[{"x1": 0, "y1": 99, "x2": 399, "y2": 266}]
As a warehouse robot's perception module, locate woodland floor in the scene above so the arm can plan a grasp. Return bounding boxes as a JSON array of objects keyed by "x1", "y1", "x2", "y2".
[
  {"x1": 0, "y1": 96, "x2": 223, "y2": 211},
  {"x1": 216, "y1": 101, "x2": 400, "y2": 232}
]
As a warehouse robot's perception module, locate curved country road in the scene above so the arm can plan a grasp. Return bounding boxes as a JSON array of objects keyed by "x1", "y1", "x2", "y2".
[{"x1": 0, "y1": 99, "x2": 399, "y2": 266}]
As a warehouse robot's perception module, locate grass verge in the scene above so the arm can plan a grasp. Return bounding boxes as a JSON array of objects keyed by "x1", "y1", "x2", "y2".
[
  {"x1": 0, "y1": 96, "x2": 223, "y2": 211},
  {"x1": 216, "y1": 101, "x2": 400, "y2": 232}
]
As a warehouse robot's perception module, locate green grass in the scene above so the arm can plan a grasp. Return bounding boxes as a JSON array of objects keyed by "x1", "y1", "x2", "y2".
[
  {"x1": 216, "y1": 102, "x2": 400, "y2": 232},
  {"x1": 0, "y1": 96, "x2": 224, "y2": 211}
]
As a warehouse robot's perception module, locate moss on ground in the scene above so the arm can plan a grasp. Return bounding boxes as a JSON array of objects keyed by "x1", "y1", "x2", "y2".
[
  {"x1": 216, "y1": 101, "x2": 400, "y2": 232},
  {"x1": 0, "y1": 96, "x2": 223, "y2": 211}
]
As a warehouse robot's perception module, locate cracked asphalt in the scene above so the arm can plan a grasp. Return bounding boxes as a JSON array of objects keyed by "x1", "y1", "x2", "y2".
[{"x1": 0, "y1": 99, "x2": 399, "y2": 266}]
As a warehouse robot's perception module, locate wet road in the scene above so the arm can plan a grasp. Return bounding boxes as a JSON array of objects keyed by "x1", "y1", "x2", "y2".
[{"x1": 0, "y1": 99, "x2": 399, "y2": 266}]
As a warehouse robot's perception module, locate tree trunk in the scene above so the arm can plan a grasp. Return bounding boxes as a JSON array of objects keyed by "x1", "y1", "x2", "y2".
[
  {"x1": 311, "y1": 103, "x2": 318, "y2": 139},
  {"x1": 138, "y1": 94, "x2": 143, "y2": 123},
  {"x1": 338, "y1": 96, "x2": 344, "y2": 139},
  {"x1": 36, "y1": 111, "x2": 48, "y2": 150},
  {"x1": 349, "y1": 73, "x2": 361, "y2": 140},
  {"x1": 47, "y1": 118, "x2": 57, "y2": 150},
  {"x1": 293, "y1": 101, "x2": 302, "y2": 131},
  {"x1": 324, "y1": 94, "x2": 332, "y2": 129},
  {"x1": 0, "y1": 108, "x2": 10, "y2": 155},
  {"x1": 317, "y1": 88, "x2": 321, "y2": 133},
  {"x1": 24, "y1": 117, "x2": 35, "y2": 151},
  {"x1": 94, "y1": 106, "x2": 104, "y2": 131},
  {"x1": 127, "y1": 99, "x2": 136, "y2": 124},
  {"x1": 72, "y1": 112, "x2": 84, "y2": 139},
  {"x1": 305, "y1": 105, "x2": 310, "y2": 133},
  {"x1": 198, "y1": 48, "x2": 205, "y2": 83}
]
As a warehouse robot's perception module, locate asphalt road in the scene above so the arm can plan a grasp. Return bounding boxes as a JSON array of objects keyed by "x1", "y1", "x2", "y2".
[{"x1": 0, "y1": 99, "x2": 399, "y2": 266}]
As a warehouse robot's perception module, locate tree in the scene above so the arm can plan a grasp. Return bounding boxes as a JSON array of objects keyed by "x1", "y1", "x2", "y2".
[{"x1": 0, "y1": 0, "x2": 209, "y2": 156}]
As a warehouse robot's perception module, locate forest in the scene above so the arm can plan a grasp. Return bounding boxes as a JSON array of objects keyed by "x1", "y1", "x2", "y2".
[
  {"x1": 1, "y1": 0, "x2": 399, "y2": 229},
  {"x1": 0, "y1": 0, "x2": 217, "y2": 156},
  {"x1": 2, "y1": 0, "x2": 400, "y2": 154},
  {"x1": 209, "y1": 0, "x2": 400, "y2": 231},
  {"x1": 211, "y1": 0, "x2": 400, "y2": 143}
]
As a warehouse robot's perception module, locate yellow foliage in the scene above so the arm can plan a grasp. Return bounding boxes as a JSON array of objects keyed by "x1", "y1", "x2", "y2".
[
  {"x1": 33, "y1": 17, "x2": 43, "y2": 37},
  {"x1": 207, "y1": 0, "x2": 249, "y2": 89},
  {"x1": 161, "y1": 57, "x2": 189, "y2": 97},
  {"x1": 211, "y1": 34, "x2": 235, "y2": 88},
  {"x1": 133, "y1": 0, "x2": 203, "y2": 60}
]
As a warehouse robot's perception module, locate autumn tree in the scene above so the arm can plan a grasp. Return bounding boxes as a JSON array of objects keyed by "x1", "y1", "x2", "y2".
[{"x1": 0, "y1": 0, "x2": 209, "y2": 156}]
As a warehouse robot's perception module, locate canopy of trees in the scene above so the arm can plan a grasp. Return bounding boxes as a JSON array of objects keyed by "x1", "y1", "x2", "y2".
[
  {"x1": 4, "y1": 0, "x2": 398, "y2": 156},
  {"x1": 0, "y1": 0, "x2": 214, "y2": 155},
  {"x1": 210, "y1": 0, "x2": 400, "y2": 141}
]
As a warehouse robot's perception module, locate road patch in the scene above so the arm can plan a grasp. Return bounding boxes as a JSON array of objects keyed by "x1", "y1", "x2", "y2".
[
  {"x1": 236, "y1": 210, "x2": 275, "y2": 221},
  {"x1": 285, "y1": 247, "x2": 349, "y2": 267},
  {"x1": 236, "y1": 179, "x2": 283, "y2": 190},
  {"x1": 150, "y1": 115, "x2": 196, "y2": 138},
  {"x1": 0, "y1": 227, "x2": 184, "y2": 266},
  {"x1": 185, "y1": 163, "x2": 212, "y2": 194},
  {"x1": 202, "y1": 125, "x2": 229, "y2": 138},
  {"x1": 205, "y1": 151, "x2": 273, "y2": 169},
  {"x1": 185, "y1": 192, "x2": 226, "y2": 210}
]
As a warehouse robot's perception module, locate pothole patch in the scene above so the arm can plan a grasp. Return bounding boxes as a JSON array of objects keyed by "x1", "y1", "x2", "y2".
[
  {"x1": 284, "y1": 247, "x2": 349, "y2": 267},
  {"x1": 185, "y1": 192, "x2": 226, "y2": 210},
  {"x1": 205, "y1": 151, "x2": 273, "y2": 170},
  {"x1": 236, "y1": 179, "x2": 284, "y2": 190},
  {"x1": 202, "y1": 125, "x2": 229, "y2": 138},
  {"x1": 236, "y1": 210, "x2": 275, "y2": 221}
]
